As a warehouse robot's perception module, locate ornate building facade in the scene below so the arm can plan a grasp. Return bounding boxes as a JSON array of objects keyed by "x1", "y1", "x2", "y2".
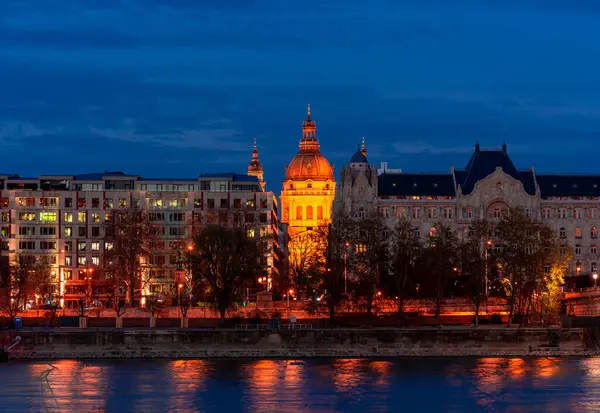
[
  {"x1": 337, "y1": 141, "x2": 600, "y2": 286},
  {"x1": 280, "y1": 106, "x2": 336, "y2": 237}
]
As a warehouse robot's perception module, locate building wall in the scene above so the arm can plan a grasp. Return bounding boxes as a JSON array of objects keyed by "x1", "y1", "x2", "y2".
[
  {"x1": 280, "y1": 178, "x2": 335, "y2": 237},
  {"x1": 0, "y1": 175, "x2": 280, "y2": 307}
]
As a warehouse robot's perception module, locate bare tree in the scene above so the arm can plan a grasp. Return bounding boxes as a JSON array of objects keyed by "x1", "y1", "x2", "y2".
[
  {"x1": 389, "y1": 218, "x2": 422, "y2": 324},
  {"x1": 287, "y1": 228, "x2": 327, "y2": 296},
  {"x1": 103, "y1": 208, "x2": 158, "y2": 307},
  {"x1": 191, "y1": 225, "x2": 265, "y2": 324}
]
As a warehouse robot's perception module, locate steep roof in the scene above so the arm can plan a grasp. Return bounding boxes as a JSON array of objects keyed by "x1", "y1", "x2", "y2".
[
  {"x1": 349, "y1": 150, "x2": 368, "y2": 163},
  {"x1": 536, "y1": 174, "x2": 600, "y2": 197},
  {"x1": 457, "y1": 147, "x2": 534, "y2": 195},
  {"x1": 378, "y1": 173, "x2": 456, "y2": 197}
]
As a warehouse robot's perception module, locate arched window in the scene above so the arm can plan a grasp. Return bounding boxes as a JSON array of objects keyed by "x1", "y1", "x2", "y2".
[
  {"x1": 494, "y1": 207, "x2": 501, "y2": 218},
  {"x1": 307, "y1": 183, "x2": 312, "y2": 189},
  {"x1": 317, "y1": 205, "x2": 323, "y2": 220},
  {"x1": 559, "y1": 227, "x2": 566, "y2": 238},
  {"x1": 592, "y1": 227, "x2": 597, "y2": 239},
  {"x1": 496, "y1": 182, "x2": 503, "y2": 190},
  {"x1": 468, "y1": 227, "x2": 474, "y2": 237},
  {"x1": 296, "y1": 206, "x2": 303, "y2": 220},
  {"x1": 306, "y1": 206, "x2": 313, "y2": 220}
]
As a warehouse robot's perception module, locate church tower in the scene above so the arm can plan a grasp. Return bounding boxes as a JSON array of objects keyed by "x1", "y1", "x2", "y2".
[
  {"x1": 247, "y1": 138, "x2": 266, "y2": 191},
  {"x1": 280, "y1": 105, "x2": 336, "y2": 237},
  {"x1": 335, "y1": 137, "x2": 378, "y2": 218}
]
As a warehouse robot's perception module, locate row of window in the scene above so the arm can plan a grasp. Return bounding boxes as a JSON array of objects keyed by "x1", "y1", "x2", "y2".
[
  {"x1": 285, "y1": 205, "x2": 324, "y2": 220},
  {"x1": 377, "y1": 206, "x2": 600, "y2": 220},
  {"x1": 559, "y1": 226, "x2": 599, "y2": 239}
]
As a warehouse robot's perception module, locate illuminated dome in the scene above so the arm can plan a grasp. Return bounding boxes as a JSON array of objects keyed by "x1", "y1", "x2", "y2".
[{"x1": 284, "y1": 105, "x2": 334, "y2": 181}]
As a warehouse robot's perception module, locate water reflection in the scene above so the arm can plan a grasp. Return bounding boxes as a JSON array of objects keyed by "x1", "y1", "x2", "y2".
[{"x1": 1, "y1": 357, "x2": 599, "y2": 412}]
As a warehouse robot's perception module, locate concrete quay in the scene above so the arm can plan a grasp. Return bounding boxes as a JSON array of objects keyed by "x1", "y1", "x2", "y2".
[{"x1": 1, "y1": 327, "x2": 598, "y2": 360}]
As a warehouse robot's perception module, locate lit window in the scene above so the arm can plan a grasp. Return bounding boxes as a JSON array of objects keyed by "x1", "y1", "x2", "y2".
[
  {"x1": 78, "y1": 242, "x2": 86, "y2": 251},
  {"x1": 296, "y1": 206, "x2": 303, "y2": 220},
  {"x1": 247, "y1": 229, "x2": 255, "y2": 238},
  {"x1": 40, "y1": 212, "x2": 57, "y2": 222},
  {"x1": 91, "y1": 212, "x2": 100, "y2": 223},
  {"x1": 307, "y1": 206, "x2": 314, "y2": 220},
  {"x1": 92, "y1": 257, "x2": 100, "y2": 266},
  {"x1": 105, "y1": 198, "x2": 113, "y2": 208},
  {"x1": 591, "y1": 209, "x2": 598, "y2": 219},
  {"x1": 104, "y1": 242, "x2": 113, "y2": 250},
  {"x1": 64, "y1": 212, "x2": 73, "y2": 223},
  {"x1": 119, "y1": 198, "x2": 127, "y2": 208},
  {"x1": 78, "y1": 212, "x2": 86, "y2": 223},
  {"x1": 64, "y1": 227, "x2": 72, "y2": 237},
  {"x1": 317, "y1": 206, "x2": 323, "y2": 220},
  {"x1": 576, "y1": 227, "x2": 582, "y2": 238},
  {"x1": 91, "y1": 242, "x2": 100, "y2": 251},
  {"x1": 592, "y1": 227, "x2": 598, "y2": 239},
  {"x1": 494, "y1": 207, "x2": 501, "y2": 218},
  {"x1": 78, "y1": 256, "x2": 87, "y2": 266}
]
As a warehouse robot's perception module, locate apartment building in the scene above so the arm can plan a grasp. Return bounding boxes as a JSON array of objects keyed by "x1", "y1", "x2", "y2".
[{"x1": 0, "y1": 171, "x2": 281, "y2": 308}]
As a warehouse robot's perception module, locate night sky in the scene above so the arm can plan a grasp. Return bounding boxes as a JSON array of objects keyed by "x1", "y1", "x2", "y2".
[{"x1": 1, "y1": 1, "x2": 600, "y2": 193}]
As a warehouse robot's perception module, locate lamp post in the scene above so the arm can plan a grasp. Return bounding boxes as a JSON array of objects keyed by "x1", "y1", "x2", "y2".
[
  {"x1": 485, "y1": 240, "x2": 492, "y2": 299},
  {"x1": 187, "y1": 245, "x2": 193, "y2": 301},
  {"x1": 593, "y1": 273, "x2": 598, "y2": 288},
  {"x1": 344, "y1": 242, "x2": 350, "y2": 297},
  {"x1": 287, "y1": 288, "x2": 293, "y2": 319}
]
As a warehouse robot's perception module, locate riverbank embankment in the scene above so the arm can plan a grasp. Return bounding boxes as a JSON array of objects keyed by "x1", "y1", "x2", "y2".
[{"x1": 2, "y1": 327, "x2": 599, "y2": 359}]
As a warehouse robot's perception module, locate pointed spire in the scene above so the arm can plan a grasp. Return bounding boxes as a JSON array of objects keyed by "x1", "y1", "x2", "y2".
[
  {"x1": 361, "y1": 137, "x2": 367, "y2": 156},
  {"x1": 502, "y1": 140, "x2": 507, "y2": 154},
  {"x1": 252, "y1": 137, "x2": 259, "y2": 160},
  {"x1": 307, "y1": 103, "x2": 311, "y2": 118},
  {"x1": 475, "y1": 140, "x2": 480, "y2": 154},
  {"x1": 301, "y1": 104, "x2": 318, "y2": 151}
]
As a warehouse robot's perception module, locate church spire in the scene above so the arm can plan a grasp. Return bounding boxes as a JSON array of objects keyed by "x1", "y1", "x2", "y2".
[
  {"x1": 248, "y1": 138, "x2": 265, "y2": 190},
  {"x1": 300, "y1": 104, "x2": 319, "y2": 152},
  {"x1": 361, "y1": 137, "x2": 367, "y2": 156}
]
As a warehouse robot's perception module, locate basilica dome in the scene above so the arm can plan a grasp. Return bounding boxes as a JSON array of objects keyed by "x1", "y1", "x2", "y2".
[{"x1": 284, "y1": 105, "x2": 334, "y2": 181}]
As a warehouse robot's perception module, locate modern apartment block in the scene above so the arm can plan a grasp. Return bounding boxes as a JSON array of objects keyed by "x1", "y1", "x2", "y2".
[{"x1": 0, "y1": 171, "x2": 281, "y2": 308}]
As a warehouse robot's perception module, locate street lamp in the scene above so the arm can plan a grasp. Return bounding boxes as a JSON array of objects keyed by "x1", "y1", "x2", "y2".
[
  {"x1": 287, "y1": 288, "x2": 293, "y2": 318},
  {"x1": 344, "y1": 241, "x2": 350, "y2": 297},
  {"x1": 593, "y1": 273, "x2": 598, "y2": 288},
  {"x1": 485, "y1": 240, "x2": 492, "y2": 298}
]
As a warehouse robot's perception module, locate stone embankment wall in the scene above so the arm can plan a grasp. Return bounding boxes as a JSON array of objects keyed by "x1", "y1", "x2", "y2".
[
  {"x1": 563, "y1": 289, "x2": 600, "y2": 316},
  {"x1": 1, "y1": 328, "x2": 595, "y2": 359}
]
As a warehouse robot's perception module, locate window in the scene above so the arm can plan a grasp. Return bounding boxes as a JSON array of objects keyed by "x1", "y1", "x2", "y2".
[
  {"x1": 63, "y1": 212, "x2": 73, "y2": 223},
  {"x1": 443, "y1": 208, "x2": 453, "y2": 219},
  {"x1": 40, "y1": 241, "x2": 57, "y2": 250},
  {"x1": 78, "y1": 227, "x2": 86, "y2": 237},
  {"x1": 260, "y1": 213, "x2": 267, "y2": 223},
  {"x1": 169, "y1": 227, "x2": 185, "y2": 236},
  {"x1": 493, "y1": 207, "x2": 501, "y2": 218},
  {"x1": 559, "y1": 247, "x2": 566, "y2": 257},
  {"x1": 576, "y1": 227, "x2": 582, "y2": 238},
  {"x1": 296, "y1": 206, "x2": 303, "y2": 220},
  {"x1": 64, "y1": 227, "x2": 72, "y2": 237},
  {"x1": 194, "y1": 198, "x2": 202, "y2": 208},
  {"x1": 78, "y1": 256, "x2": 87, "y2": 266},
  {"x1": 105, "y1": 198, "x2": 113, "y2": 208},
  {"x1": 465, "y1": 208, "x2": 473, "y2": 219},
  {"x1": 119, "y1": 198, "x2": 127, "y2": 208},
  {"x1": 65, "y1": 256, "x2": 72, "y2": 266},
  {"x1": 247, "y1": 229, "x2": 255, "y2": 238},
  {"x1": 105, "y1": 242, "x2": 113, "y2": 251},
  {"x1": 64, "y1": 270, "x2": 72, "y2": 280},
  {"x1": 78, "y1": 242, "x2": 86, "y2": 251},
  {"x1": 17, "y1": 197, "x2": 35, "y2": 207},
  {"x1": 592, "y1": 245, "x2": 597, "y2": 255},
  {"x1": 91, "y1": 242, "x2": 100, "y2": 251},
  {"x1": 575, "y1": 208, "x2": 583, "y2": 219},
  {"x1": 246, "y1": 199, "x2": 255, "y2": 209},
  {"x1": 575, "y1": 245, "x2": 582, "y2": 255},
  {"x1": 233, "y1": 199, "x2": 241, "y2": 209},
  {"x1": 18, "y1": 241, "x2": 35, "y2": 250},
  {"x1": 307, "y1": 206, "x2": 314, "y2": 220},
  {"x1": 496, "y1": 182, "x2": 503, "y2": 190},
  {"x1": 559, "y1": 208, "x2": 567, "y2": 219},
  {"x1": 559, "y1": 227, "x2": 566, "y2": 238},
  {"x1": 40, "y1": 227, "x2": 56, "y2": 236},
  {"x1": 542, "y1": 208, "x2": 551, "y2": 219},
  {"x1": 592, "y1": 263, "x2": 598, "y2": 273},
  {"x1": 0, "y1": 227, "x2": 8, "y2": 237},
  {"x1": 220, "y1": 199, "x2": 228, "y2": 208},
  {"x1": 591, "y1": 209, "x2": 598, "y2": 219},
  {"x1": 18, "y1": 227, "x2": 35, "y2": 236},
  {"x1": 317, "y1": 205, "x2": 323, "y2": 220},
  {"x1": 414, "y1": 229, "x2": 420, "y2": 238},
  {"x1": 18, "y1": 212, "x2": 35, "y2": 221},
  {"x1": 525, "y1": 209, "x2": 531, "y2": 218},
  {"x1": 307, "y1": 183, "x2": 312, "y2": 189},
  {"x1": 357, "y1": 209, "x2": 366, "y2": 218},
  {"x1": 170, "y1": 213, "x2": 185, "y2": 222},
  {"x1": 260, "y1": 199, "x2": 268, "y2": 209},
  {"x1": 149, "y1": 213, "x2": 164, "y2": 221},
  {"x1": 412, "y1": 207, "x2": 421, "y2": 219},
  {"x1": 355, "y1": 244, "x2": 367, "y2": 254},
  {"x1": 40, "y1": 212, "x2": 57, "y2": 222},
  {"x1": 65, "y1": 198, "x2": 73, "y2": 207},
  {"x1": 91, "y1": 227, "x2": 100, "y2": 237},
  {"x1": 78, "y1": 212, "x2": 86, "y2": 223},
  {"x1": 525, "y1": 244, "x2": 534, "y2": 254},
  {"x1": 65, "y1": 241, "x2": 73, "y2": 252},
  {"x1": 89, "y1": 212, "x2": 99, "y2": 223},
  {"x1": 91, "y1": 257, "x2": 100, "y2": 266},
  {"x1": 428, "y1": 208, "x2": 437, "y2": 219},
  {"x1": 78, "y1": 198, "x2": 86, "y2": 208},
  {"x1": 396, "y1": 207, "x2": 406, "y2": 218},
  {"x1": 105, "y1": 212, "x2": 112, "y2": 221},
  {"x1": 92, "y1": 198, "x2": 100, "y2": 208},
  {"x1": 592, "y1": 227, "x2": 598, "y2": 239},
  {"x1": 468, "y1": 227, "x2": 474, "y2": 237}
]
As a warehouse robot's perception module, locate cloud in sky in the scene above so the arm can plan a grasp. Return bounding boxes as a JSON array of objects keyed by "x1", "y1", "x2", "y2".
[{"x1": 1, "y1": 0, "x2": 600, "y2": 183}]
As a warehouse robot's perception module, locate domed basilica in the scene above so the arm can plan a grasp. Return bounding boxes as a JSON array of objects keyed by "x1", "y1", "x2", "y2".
[{"x1": 280, "y1": 105, "x2": 336, "y2": 236}]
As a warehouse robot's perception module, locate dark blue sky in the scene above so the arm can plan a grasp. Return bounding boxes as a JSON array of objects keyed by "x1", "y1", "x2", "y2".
[{"x1": 2, "y1": 0, "x2": 600, "y2": 192}]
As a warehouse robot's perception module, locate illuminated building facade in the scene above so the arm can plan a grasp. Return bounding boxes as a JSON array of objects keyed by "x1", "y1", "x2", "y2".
[
  {"x1": 280, "y1": 105, "x2": 336, "y2": 237},
  {"x1": 337, "y1": 142, "x2": 600, "y2": 287},
  {"x1": 0, "y1": 159, "x2": 280, "y2": 308}
]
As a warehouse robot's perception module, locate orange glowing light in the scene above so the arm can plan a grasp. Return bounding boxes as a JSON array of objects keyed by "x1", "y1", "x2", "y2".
[
  {"x1": 487, "y1": 240, "x2": 492, "y2": 246},
  {"x1": 178, "y1": 283, "x2": 183, "y2": 288}
]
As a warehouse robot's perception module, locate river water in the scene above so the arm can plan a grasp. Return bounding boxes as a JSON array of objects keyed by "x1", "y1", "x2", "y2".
[{"x1": 1, "y1": 357, "x2": 599, "y2": 412}]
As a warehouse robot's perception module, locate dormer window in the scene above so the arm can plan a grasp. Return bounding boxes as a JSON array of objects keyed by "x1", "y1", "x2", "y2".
[
  {"x1": 307, "y1": 183, "x2": 312, "y2": 189},
  {"x1": 496, "y1": 182, "x2": 503, "y2": 190}
]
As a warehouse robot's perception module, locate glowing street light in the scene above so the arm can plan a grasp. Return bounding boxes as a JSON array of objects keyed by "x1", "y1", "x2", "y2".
[{"x1": 593, "y1": 273, "x2": 598, "y2": 288}]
